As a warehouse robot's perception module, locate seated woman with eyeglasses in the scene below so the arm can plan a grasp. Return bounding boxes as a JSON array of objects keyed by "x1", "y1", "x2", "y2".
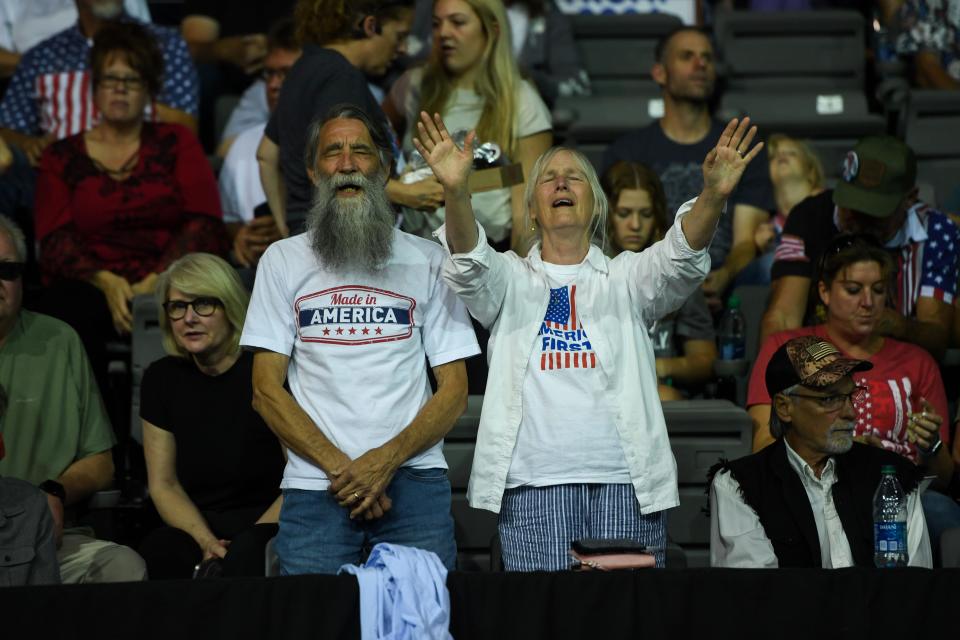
[
  {"x1": 137, "y1": 253, "x2": 284, "y2": 579},
  {"x1": 33, "y1": 22, "x2": 227, "y2": 388},
  {"x1": 747, "y1": 234, "x2": 959, "y2": 552}
]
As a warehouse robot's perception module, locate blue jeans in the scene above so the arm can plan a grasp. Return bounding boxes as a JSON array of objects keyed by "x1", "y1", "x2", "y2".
[
  {"x1": 921, "y1": 490, "x2": 960, "y2": 559},
  {"x1": 276, "y1": 467, "x2": 456, "y2": 575}
]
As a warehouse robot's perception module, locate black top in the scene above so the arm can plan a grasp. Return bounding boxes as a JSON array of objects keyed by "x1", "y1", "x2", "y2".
[
  {"x1": 770, "y1": 189, "x2": 838, "y2": 282},
  {"x1": 264, "y1": 45, "x2": 387, "y2": 226},
  {"x1": 769, "y1": 189, "x2": 838, "y2": 323},
  {"x1": 140, "y1": 351, "x2": 283, "y2": 513},
  {"x1": 603, "y1": 120, "x2": 774, "y2": 268}
]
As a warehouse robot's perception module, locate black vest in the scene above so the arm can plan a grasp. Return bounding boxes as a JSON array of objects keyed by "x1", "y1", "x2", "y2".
[{"x1": 715, "y1": 440, "x2": 920, "y2": 568}]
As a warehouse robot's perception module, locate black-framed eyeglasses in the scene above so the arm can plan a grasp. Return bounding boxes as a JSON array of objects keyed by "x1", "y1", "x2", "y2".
[
  {"x1": 162, "y1": 297, "x2": 223, "y2": 320},
  {"x1": 0, "y1": 262, "x2": 25, "y2": 281},
  {"x1": 786, "y1": 385, "x2": 867, "y2": 412},
  {"x1": 99, "y1": 74, "x2": 145, "y2": 91}
]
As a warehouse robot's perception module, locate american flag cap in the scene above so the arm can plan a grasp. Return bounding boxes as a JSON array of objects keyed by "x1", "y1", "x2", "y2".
[
  {"x1": 765, "y1": 335, "x2": 873, "y2": 396},
  {"x1": 832, "y1": 135, "x2": 917, "y2": 219}
]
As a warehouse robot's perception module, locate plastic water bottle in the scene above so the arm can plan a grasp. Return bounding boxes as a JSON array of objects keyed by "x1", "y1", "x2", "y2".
[
  {"x1": 873, "y1": 465, "x2": 909, "y2": 568},
  {"x1": 718, "y1": 294, "x2": 746, "y2": 361}
]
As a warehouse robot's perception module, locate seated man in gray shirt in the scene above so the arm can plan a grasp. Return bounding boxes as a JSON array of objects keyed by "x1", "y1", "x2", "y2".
[{"x1": 0, "y1": 383, "x2": 60, "y2": 586}]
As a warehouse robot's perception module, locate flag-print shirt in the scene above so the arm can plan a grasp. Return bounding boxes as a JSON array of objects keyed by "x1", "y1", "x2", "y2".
[
  {"x1": 506, "y1": 262, "x2": 632, "y2": 488},
  {"x1": 437, "y1": 198, "x2": 710, "y2": 514},
  {"x1": 772, "y1": 191, "x2": 960, "y2": 321},
  {"x1": 748, "y1": 324, "x2": 950, "y2": 464},
  {"x1": 0, "y1": 16, "x2": 197, "y2": 139}
]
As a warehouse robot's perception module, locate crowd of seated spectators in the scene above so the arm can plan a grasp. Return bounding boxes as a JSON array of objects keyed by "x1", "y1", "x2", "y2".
[{"x1": 0, "y1": 0, "x2": 959, "y2": 585}]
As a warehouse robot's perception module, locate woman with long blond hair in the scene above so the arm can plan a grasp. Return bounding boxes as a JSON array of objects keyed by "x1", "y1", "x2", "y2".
[{"x1": 384, "y1": 0, "x2": 552, "y2": 252}]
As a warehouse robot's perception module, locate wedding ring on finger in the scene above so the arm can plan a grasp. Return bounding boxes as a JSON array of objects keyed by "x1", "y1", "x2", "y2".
[{"x1": 354, "y1": 492, "x2": 361, "y2": 501}]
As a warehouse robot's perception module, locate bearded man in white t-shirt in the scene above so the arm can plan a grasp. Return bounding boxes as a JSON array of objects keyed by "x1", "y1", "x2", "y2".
[{"x1": 241, "y1": 104, "x2": 480, "y2": 575}]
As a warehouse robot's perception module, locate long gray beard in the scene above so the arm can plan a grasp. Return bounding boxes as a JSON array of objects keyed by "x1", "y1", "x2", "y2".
[{"x1": 307, "y1": 170, "x2": 395, "y2": 272}]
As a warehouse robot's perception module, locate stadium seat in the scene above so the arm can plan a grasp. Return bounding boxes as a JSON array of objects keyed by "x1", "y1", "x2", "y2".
[
  {"x1": 942, "y1": 527, "x2": 960, "y2": 568},
  {"x1": 902, "y1": 90, "x2": 960, "y2": 207},
  {"x1": 714, "y1": 10, "x2": 868, "y2": 92},
  {"x1": 732, "y1": 284, "x2": 769, "y2": 368},
  {"x1": 566, "y1": 12, "x2": 682, "y2": 96},
  {"x1": 715, "y1": 10, "x2": 885, "y2": 157},
  {"x1": 129, "y1": 295, "x2": 166, "y2": 445},
  {"x1": 664, "y1": 399, "x2": 752, "y2": 567},
  {"x1": 265, "y1": 536, "x2": 280, "y2": 577},
  {"x1": 444, "y1": 395, "x2": 497, "y2": 571},
  {"x1": 555, "y1": 13, "x2": 681, "y2": 163}
]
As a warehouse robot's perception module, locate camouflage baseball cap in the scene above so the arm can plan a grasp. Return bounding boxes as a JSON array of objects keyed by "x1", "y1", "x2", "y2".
[
  {"x1": 765, "y1": 336, "x2": 872, "y2": 397},
  {"x1": 832, "y1": 135, "x2": 916, "y2": 218}
]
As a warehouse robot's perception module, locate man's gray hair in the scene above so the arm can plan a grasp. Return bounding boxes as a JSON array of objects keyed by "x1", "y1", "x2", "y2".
[
  {"x1": 0, "y1": 214, "x2": 27, "y2": 262},
  {"x1": 769, "y1": 384, "x2": 800, "y2": 439},
  {"x1": 303, "y1": 103, "x2": 394, "y2": 176}
]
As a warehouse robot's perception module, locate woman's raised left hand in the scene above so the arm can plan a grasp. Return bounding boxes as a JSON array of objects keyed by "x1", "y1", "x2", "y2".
[{"x1": 702, "y1": 117, "x2": 763, "y2": 200}]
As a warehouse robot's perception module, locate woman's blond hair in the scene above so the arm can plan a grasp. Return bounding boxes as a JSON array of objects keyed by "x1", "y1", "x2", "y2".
[
  {"x1": 768, "y1": 133, "x2": 826, "y2": 190},
  {"x1": 419, "y1": 0, "x2": 521, "y2": 157},
  {"x1": 155, "y1": 253, "x2": 250, "y2": 359}
]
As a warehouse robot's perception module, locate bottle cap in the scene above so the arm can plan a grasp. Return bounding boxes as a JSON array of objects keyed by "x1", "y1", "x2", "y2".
[
  {"x1": 881, "y1": 465, "x2": 896, "y2": 474},
  {"x1": 727, "y1": 294, "x2": 741, "y2": 310}
]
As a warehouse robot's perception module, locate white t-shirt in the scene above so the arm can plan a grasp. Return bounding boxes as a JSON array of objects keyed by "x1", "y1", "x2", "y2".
[
  {"x1": 240, "y1": 230, "x2": 481, "y2": 490},
  {"x1": 506, "y1": 261, "x2": 632, "y2": 488},
  {"x1": 219, "y1": 123, "x2": 266, "y2": 224},
  {"x1": 391, "y1": 68, "x2": 552, "y2": 243}
]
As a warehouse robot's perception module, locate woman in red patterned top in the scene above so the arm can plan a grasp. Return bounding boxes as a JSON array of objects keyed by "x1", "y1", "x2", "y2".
[
  {"x1": 34, "y1": 22, "x2": 226, "y2": 341},
  {"x1": 748, "y1": 234, "x2": 954, "y2": 483},
  {"x1": 747, "y1": 233, "x2": 960, "y2": 556}
]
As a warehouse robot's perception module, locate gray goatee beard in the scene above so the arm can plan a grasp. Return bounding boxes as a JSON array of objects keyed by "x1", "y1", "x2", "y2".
[{"x1": 306, "y1": 169, "x2": 395, "y2": 272}]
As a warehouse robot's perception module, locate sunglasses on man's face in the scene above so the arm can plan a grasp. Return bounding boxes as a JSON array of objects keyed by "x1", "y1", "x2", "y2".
[{"x1": 0, "y1": 262, "x2": 24, "y2": 281}]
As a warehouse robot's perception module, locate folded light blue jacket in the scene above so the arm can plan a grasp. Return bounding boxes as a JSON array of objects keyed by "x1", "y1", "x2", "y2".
[{"x1": 339, "y1": 543, "x2": 452, "y2": 640}]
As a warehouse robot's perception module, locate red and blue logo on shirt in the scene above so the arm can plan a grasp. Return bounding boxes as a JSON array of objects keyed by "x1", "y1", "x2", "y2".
[
  {"x1": 538, "y1": 285, "x2": 596, "y2": 370},
  {"x1": 295, "y1": 285, "x2": 415, "y2": 345}
]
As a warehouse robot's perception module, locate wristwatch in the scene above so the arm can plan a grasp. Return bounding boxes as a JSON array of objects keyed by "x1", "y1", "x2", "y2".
[{"x1": 39, "y1": 479, "x2": 66, "y2": 503}]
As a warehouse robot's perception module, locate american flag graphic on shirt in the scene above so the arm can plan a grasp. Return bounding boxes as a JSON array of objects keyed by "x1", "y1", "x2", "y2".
[
  {"x1": 893, "y1": 208, "x2": 960, "y2": 316},
  {"x1": 538, "y1": 285, "x2": 596, "y2": 370},
  {"x1": 0, "y1": 21, "x2": 196, "y2": 139}
]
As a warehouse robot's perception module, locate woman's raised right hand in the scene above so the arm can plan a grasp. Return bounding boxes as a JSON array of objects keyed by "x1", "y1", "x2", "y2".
[{"x1": 412, "y1": 111, "x2": 475, "y2": 194}]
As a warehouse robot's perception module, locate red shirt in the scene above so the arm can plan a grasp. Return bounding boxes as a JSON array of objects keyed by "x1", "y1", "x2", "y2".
[
  {"x1": 748, "y1": 325, "x2": 949, "y2": 463},
  {"x1": 35, "y1": 122, "x2": 225, "y2": 282}
]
